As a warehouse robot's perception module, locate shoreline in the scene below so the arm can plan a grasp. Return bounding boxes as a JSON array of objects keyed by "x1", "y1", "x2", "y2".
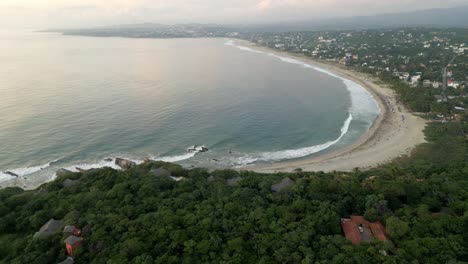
[
  {"x1": 0, "y1": 38, "x2": 428, "y2": 190},
  {"x1": 236, "y1": 39, "x2": 427, "y2": 173}
]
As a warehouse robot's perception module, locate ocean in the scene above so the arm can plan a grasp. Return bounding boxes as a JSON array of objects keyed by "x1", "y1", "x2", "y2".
[{"x1": 0, "y1": 31, "x2": 379, "y2": 187}]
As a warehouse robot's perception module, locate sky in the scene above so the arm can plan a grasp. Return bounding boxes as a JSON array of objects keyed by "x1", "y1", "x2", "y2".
[{"x1": 1, "y1": 0, "x2": 467, "y2": 29}]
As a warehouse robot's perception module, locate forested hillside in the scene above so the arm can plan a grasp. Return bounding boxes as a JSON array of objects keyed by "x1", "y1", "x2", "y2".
[{"x1": 0, "y1": 122, "x2": 467, "y2": 264}]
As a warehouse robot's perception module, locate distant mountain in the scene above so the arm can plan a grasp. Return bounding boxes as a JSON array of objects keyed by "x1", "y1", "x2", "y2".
[
  {"x1": 256, "y1": 5, "x2": 468, "y2": 32},
  {"x1": 48, "y1": 5, "x2": 468, "y2": 35}
]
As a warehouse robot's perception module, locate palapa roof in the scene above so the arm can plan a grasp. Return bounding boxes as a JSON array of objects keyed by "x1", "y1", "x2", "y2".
[
  {"x1": 62, "y1": 179, "x2": 79, "y2": 188},
  {"x1": 226, "y1": 177, "x2": 242, "y2": 186},
  {"x1": 271, "y1": 177, "x2": 294, "y2": 192},
  {"x1": 63, "y1": 225, "x2": 75, "y2": 233},
  {"x1": 151, "y1": 168, "x2": 171, "y2": 177},
  {"x1": 33, "y1": 219, "x2": 63, "y2": 238}
]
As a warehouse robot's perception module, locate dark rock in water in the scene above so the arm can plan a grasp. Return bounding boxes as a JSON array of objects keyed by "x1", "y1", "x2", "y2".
[
  {"x1": 4, "y1": 171, "x2": 18, "y2": 177},
  {"x1": 115, "y1": 158, "x2": 136, "y2": 170},
  {"x1": 104, "y1": 158, "x2": 113, "y2": 162},
  {"x1": 75, "y1": 167, "x2": 88, "y2": 173},
  {"x1": 187, "y1": 145, "x2": 209, "y2": 153},
  {"x1": 200, "y1": 147, "x2": 209, "y2": 152},
  {"x1": 212, "y1": 159, "x2": 219, "y2": 162},
  {"x1": 56, "y1": 169, "x2": 73, "y2": 177}
]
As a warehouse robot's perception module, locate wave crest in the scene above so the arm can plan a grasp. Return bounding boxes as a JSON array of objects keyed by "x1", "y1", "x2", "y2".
[{"x1": 232, "y1": 114, "x2": 353, "y2": 166}]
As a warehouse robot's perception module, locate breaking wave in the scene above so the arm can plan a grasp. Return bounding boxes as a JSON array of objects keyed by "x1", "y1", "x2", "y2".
[
  {"x1": 225, "y1": 39, "x2": 380, "y2": 164},
  {"x1": 232, "y1": 114, "x2": 353, "y2": 166},
  {"x1": 0, "y1": 160, "x2": 59, "y2": 181}
]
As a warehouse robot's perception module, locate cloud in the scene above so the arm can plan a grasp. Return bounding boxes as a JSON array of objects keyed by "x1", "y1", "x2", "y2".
[{"x1": 1, "y1": 0, "x2": 468, "y2": 29}]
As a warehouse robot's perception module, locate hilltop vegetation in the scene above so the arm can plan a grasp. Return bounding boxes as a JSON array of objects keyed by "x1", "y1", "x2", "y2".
[{"x1": 0, "y1": 121, "x2": 467, "y2": 264}]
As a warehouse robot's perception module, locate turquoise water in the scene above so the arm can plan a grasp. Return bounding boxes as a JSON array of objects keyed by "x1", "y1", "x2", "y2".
[{"x1": 0, "y1": 31, "x2": 379, "y2": 184}]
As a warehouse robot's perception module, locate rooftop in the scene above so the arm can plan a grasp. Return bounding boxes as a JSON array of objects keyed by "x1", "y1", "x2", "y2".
[
  {"x1": 226, "y1": 177, "x2": 242, "y2": 186},
  {"x1": 341, "y1": 216, "x2": 388, "y2": 245},
  {"x1": 151, "y1": 168, "x2": 171, "y2": 177},
  {"x1": 271, "y1": 178, "x2": 294, "y2": 192},
  {"x1": 33, "y1": 219, "x2": 63, "y2": 238}
]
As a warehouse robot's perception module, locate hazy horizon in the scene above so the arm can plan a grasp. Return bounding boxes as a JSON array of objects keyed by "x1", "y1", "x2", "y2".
[{"x1": 1, "y1": 0, "x2": 468, "y2": 30}]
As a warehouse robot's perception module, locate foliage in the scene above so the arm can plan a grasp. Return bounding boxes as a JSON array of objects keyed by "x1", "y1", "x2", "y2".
[{"x1": 0, "y1": 122, "x2": 467, "y2": 263}]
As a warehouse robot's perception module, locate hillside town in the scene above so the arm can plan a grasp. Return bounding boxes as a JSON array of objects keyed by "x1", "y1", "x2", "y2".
[{"x1": 239, "y1": 28, "x2": 468, "y2": 120}]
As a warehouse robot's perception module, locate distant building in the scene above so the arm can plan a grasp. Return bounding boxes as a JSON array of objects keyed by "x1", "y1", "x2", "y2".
[
  {"x1": 64, "y1": 236, "x2": 84, "y2": 257},
  {"x1": 341, "y1": 216, "x2": 389, "y2": 245},
  {"x1": 411, "y1": 75, "x2": 421, "y2": 85},
  {"x1": 275, "y1": 44, "x2": 285, "y2": 49},
  {"x1": 422, "y1": 80, "x2": 432, "y2": 87},
  {"x1": 448, "y1": 80, "x2": 460, "y2": 88},
  {"x1": 63, "y1": 225, "x2": 82, "y2": 237},
  {"x1": 432, "y1": 82, "x2": 441, "y2": 88},
  {"x1": 339, "y1": 57, "x2": 347, "y2": 65}
]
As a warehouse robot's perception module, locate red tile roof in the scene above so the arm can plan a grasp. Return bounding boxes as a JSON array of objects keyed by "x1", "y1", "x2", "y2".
[{"x1": 341, "y1": 216, "x2": 388, "y2": 245}]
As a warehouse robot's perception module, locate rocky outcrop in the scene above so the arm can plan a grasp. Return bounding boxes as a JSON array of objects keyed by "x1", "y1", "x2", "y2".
[
  {"x1": 115, "y1": 158, "x2": 136, "y2": 170},
  {"x1": 187, "y1": 145, "x2": 209, "y2": 153},
  {"x1": 4, "y1": 171, "x2": 18, "y2": 177},
  {"x1": 75, "y1": 168, "x2": 88, "y2": 173},
  {"x1": 56, "y1": 169, "x2": 73, "y2": 177}
]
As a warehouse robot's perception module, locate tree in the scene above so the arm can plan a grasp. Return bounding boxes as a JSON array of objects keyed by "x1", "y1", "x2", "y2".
[{"x1": 385, "y1": 216, "x2": 409, "y2": 239}]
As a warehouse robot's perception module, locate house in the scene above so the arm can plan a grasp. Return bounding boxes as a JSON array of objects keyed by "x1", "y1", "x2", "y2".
[
  {"x1": 432, "y1": 82, "x2": 441, "y2": 88},
  {"x1": 448, "y1": 80, "x2": 460, "y2": 88},
  {"x1": 63, "y1": 225, "x2": 82, "y2": 237},
  {"x1": 411, "y1": 75, "x2": 421, "y2": 84},
  {"x1": 422, "y1": 80, "x2": 432, "y2": 87},
  {"x1": 64, "y1": 236, "x2": 84, "y2": 257},
  {"x1": 341, "y1": 216, "x2": 388, "y2": 245},
  {"x1": 271, "y1": 178, "x2": 294, "y2": 192},
  {"x1": 275, "y1": 44, "x2": 285, "y2": 49},
  {"x1": 339, "y1": 57, "x2": 347, "y2": 65},
  {"x1": 33, "y1": 219, "x2": 63, "y2": 239}
]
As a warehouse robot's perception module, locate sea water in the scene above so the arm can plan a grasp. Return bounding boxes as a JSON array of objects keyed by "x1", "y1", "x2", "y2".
[{"x1": 0, "y1": 31, "x2": 379, "y2": 187}]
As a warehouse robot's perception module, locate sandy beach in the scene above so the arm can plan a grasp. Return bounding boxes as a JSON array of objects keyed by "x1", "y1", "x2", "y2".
[{"x1": 239, "y1": 40, "x2": 428, "y2": 173}]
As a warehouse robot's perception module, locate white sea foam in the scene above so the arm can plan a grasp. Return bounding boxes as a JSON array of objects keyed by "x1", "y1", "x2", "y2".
[
  {"x1": 225, "y1": 40, "x2": 380, "y2": 164},
  {"x1": 65, "y1": 158, "x2": 123, "y2": 172},
  {"x1": 233, "y1": 114, "x2": 353, "y2": 166},
  {"x1": 0, "y1": 160, "x2": 59, "y2": 182},
  {"x1": 153, "y1": 152, "x2": 197, "y2": 163},
  {"x1": 153, "y1": 145, "x2": 208, "y2": 162}
]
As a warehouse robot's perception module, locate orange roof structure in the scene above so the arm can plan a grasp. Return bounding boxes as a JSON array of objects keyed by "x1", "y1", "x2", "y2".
[{"x1": 341, "y1": 216, "x2": 388, "y2": 245}]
